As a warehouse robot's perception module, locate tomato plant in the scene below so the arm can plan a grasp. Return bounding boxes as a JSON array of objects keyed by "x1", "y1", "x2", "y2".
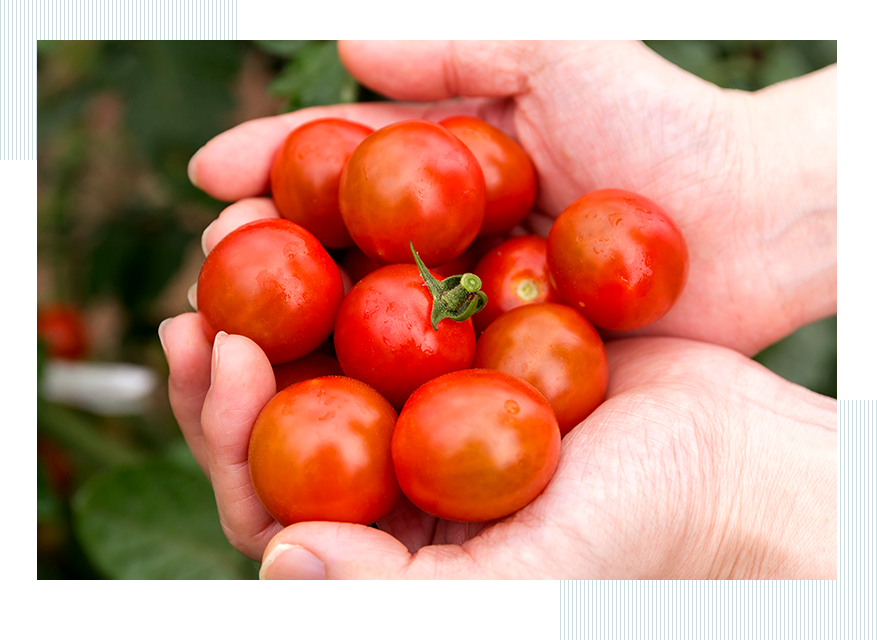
[
  {"x1": 197, "y1": 218, "x2": 344, "y2": 364},
  {"x1": 333, "y1": 260, "x2": 479, "y2": 409},
  {"x1": 37, "y1": 304, "x2": 89, "y2": 360},
  {"x1": 270, "y1": 118, "x2": 374, "y2": 249},
  {"x1": 338, "y1": 119, "x2": 486, "y2": 267},
  {"x1": 471, "y1": 235, "x2": 561, "y2": 334},
  {"x1": 440, "y1": 115, "x2": 537, "y2": 236},
  {"x1": 547, "y1": 188, "x2": 689, "y2": 331},
  {"x1": 248, "y1": 376, "x2": 401, "y2": 526},
  {"x1": 474, "y1": 302, "x2": 608, "y2": 436},
  {"x1": 392, "y1": 368, "x2": 560, "y2": 522}
]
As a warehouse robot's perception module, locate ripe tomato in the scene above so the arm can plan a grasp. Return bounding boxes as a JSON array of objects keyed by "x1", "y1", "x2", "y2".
[
  {"x1": 473, "y1": 302, "x2": 608, "y2": 436},
  {"x1": 440, "y1": 115, "x2": 537, "y2": 236},
  {"x1": 547, "y1": 188, "x2": 689, "y2": 331},
  {"x1": 37, "y1": 304, "x2": 89, "y2": 360},
  {"x1": 392, "y1": 369, "x2": 560, "y2": 522},
  {"x1": 333, "y1": 263, "x2": 476, "y2": 409},
  {"x1": 273, "y1": 351, "x2": 344, "y2": 391},
  {"x1": 270, "y1": 118, "x2": 374, "y2": 248},
  {"x1": 197, "y1": 218, "x2": 344, "y2": 364},
  {"x1": 338, "y1": 119, "x2": 486, "y2": 267},
  {"x1": 471, "y1": 235, "x2": 561, "y2": 334},
  {"x1": 249, "y1": 376, "x2": 401, "y2": 526}
]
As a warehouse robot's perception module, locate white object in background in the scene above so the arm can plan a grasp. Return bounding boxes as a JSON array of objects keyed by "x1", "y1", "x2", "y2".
[{"x1": 40, "y1": 360, "x2": 160, "y2": 416}]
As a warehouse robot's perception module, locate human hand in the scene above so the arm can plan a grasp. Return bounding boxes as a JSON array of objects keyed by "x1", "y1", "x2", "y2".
[
  {"x1": 187, "y1": 40, "x2": 836, "y2": 356},
  {"x1": 159, "y1": 319, "x2": 836, "y2": 578}
]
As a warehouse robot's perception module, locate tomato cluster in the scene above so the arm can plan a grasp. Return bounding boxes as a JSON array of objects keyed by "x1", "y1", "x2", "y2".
[{"x1": 195, "y1": 116, "x2": 689, "y2": 527}]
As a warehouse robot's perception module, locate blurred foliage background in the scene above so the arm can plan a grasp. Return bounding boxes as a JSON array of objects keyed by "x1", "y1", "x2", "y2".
[{"x1": 36, "y1": 40, "x2": 837, "y2": 579}]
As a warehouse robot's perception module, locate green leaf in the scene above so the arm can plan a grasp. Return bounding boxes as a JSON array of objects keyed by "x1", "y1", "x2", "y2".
[
  {"x1": 72, "y1": 459, "x2": 258, "y2": 579},
  {"x1": 753, "y1": 316, "x2": 837, "y2": 398},
  {"x1": 254, "y1": 40, "x2": 310, "y2": 58},
  {"x1": 268, "y1": 40, "x2": 358, "y2": 111}
]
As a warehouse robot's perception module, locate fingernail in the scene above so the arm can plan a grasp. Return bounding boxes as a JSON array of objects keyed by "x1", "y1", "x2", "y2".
[
  {"x1": 201, "y1": 220, "x2": 216, "y2": 256},
  {"x1": 187, "y1": 283, "x2": 198, "y2": 311},
  {"x1": 210, "y1": 331, "x2": 228, "y2": 387},
  {"x1": 187, "y1": 146, "x2": 204, "y2": 188},
  {"x1": 260, "y1": 544, "x2": 326, "y2": 580},
  {"x1": 158, "y1": 318, "x2": 172, "y2": 358}
]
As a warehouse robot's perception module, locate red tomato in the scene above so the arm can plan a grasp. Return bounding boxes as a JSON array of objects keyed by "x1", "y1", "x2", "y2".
[
  {"x1": 249, "y1": 376, "x2": 401, "y2": 526},
  {"x1": 440, "y1": 115, "x2": 537, "y2": 236},
  {"x1": 333, "y1": 263, "x2": 476, "y2": 409},
  {"x1": 471, "y1": 235, "x2": 561, "y2": 334},
  {"x1": 197, "y1": 218, "x2": 344, "y2": 364},
  {"x1": 273, "y1": 351, "x2": 344, "y2": 391},
  {"x1": 37, "y1": 304, "x2": 89, "y2": 360},
  {"x1": 270, "y1": 118, "x2": 374, "y2": 249},
  {"x1": 474, "y1": 302, "x2": 608, "y2": 436},
  {"x1": 547, "y1": 188, "x2": 689, "y2": 331},
  {"x1": 392, "y1": 369, "x2": 560, "y2": 522},
  {"x1": 338, "y1": 119, "x2": 486, "y2": 267}
]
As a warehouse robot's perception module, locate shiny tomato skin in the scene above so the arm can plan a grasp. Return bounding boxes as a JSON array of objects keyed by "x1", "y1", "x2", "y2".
[
  {"x1": 471, "y1": 235, "x2": 561, "y2": 334},
  {"x1": 547, "y1": 189, "x2": 689, "y2": 331},
  {"x1": 440, "y1": 115, "x2": 537, "y2": 237},
  {"x1": 338, "y1": 119, "x2": 486, "y2": 267},
  {"x1": 474, "y1": 302, "x2": 608, "y2": 436},
  {"x1": 333, "y1": 263, "x2": 476, "y2": 410},
  {"x1": 37, "y1": 304, "x2": 89, "y2": 359},
  {"x1": 273, "y1": 351, "x2": 344, "y2": 391},
  {"x1": 270, "y1": 118, "x2": 374, "y2": 248},
  {"x1": 392, "y1": 369, "x2": 560, "y2": 522},
  {"x1": 197, "y1": 218, "x2": 344, "y2": 364},
  {"x1": 249, "y1": 376, "x2": 401, "y2": 526}
]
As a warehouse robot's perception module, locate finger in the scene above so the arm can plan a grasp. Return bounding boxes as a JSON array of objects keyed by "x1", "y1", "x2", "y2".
[
  {"x1": 188, "y1": 102, "x2": 442, "y2": 203},
  {"x1": 201, "y1": 197, "x2": 280, "y2": 256},
  {"x1": 160, "y1": 313, "x2": 213, "y2": 476},
  {"x1": 200, "y1": 331, "x2": 281, "y2": 560},
  {"x1": 338, "y1": 40, "x2": 536, "y2": 101}
]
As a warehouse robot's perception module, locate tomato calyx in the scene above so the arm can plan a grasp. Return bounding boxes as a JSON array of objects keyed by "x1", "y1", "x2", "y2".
[{"x1": 411, "y1": 242, "x2": 488, "y2": 330}]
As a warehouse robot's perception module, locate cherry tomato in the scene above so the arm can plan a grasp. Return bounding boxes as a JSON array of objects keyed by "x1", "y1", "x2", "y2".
[
  {"x1": 440, "y1": 115, "x2": 537, "y2": 236},
  {"x1": 249, "y1": 376, "x2": 401, "y2": 526},
  {"x1": 392, "y1": 369, "x2": 560, "y2": 522},
  {"x1": 341, "y1": 242, "x2": 482, "y2": 286},
  {"x1": 333, "y1": 263, "x2": 476, "y2": 409},
  {"x1": 197, "y1": 218, "x2": 344, "y2": 364},
  {"x1": 37, "y1": 304, "x2": 89, "y2": 360},
  {"x1": 473, "y1": 302, "x2": 608, "y2": 436},
  {"x1": 270, "y1": 118, "x2": 374, "y2": 248},
  {"x1": 338, "y1": 119, "x2": 486, "y2": 267},
  {"x1": 471, "y1": 235, "x2": 561, "y2": 334},
  {"x1": 273, "y1": 351, "x2": 344, "y2": 391},
  {"x1": 547, "y1": 188, "x2": 689, "y2": 331}
]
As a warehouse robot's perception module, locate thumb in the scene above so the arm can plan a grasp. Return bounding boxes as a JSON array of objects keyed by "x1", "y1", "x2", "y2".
[
  {"x1": 338, "y1": 40, "x2": 538, "y2": 101},
  {"x1": 258, "y1": 521, "x2": 483, "y2": 579}
]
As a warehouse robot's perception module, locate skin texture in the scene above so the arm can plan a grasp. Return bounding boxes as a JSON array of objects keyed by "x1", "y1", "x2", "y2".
[
  {"x1": 163, "y1": 41, "x2": 837, "y2": 578},
  {"x1": 270, "y1": 118, "x2": 373, "y2": 248},
  {"x1": 249, "y1": 376, "x2": 401, "y2": 527},
  {"x1": 338, "y1": 119, "x2": 486, "y2": 266},
  {"x1": 547, "y1": 188, "x2": 689, "y2": 331},
  {"x1": 473, "y1": 302, "x2": 609, "y2": 436}
]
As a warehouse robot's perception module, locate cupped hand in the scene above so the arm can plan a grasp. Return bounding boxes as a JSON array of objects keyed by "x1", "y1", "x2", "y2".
[
  {"x1": 160, "y1": 312, "x2": 836, "y2": 579},
  {"x1": 187, "y1": 40, "x2": 836, "y2": 356}
]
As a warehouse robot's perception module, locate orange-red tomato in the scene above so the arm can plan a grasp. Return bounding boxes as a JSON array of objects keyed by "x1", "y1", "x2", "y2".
[
  {"x1": 249, "y1": 376, "x2": 401, "y2": 526},
  {"x1": 547, "y1": 188, "x2": 689, "y2": 331},
  {"x1": 37, "y1": 304, "x2": 89, "y2": 360},
  {"x1": 471, "y1": 235, "x2": 561, "y2": 334},
  {"x1": 270, "y1": 118, "x2": 374, "y2": 248},
  {"x1": 273, "y1": 351, "x2": 344, "y2": 391},
  {"x1": 339, "y1": 119, "x2": 486, "y2": 267},
  {"x1": 392, "y1": 369, "x2": 560, "y2": 522},
  {"x1": 474, "y1": 302, "x2": 608, "y2": 436},
  {"x1": 197, "y1": 218, "x2": 344, "y2": 364},
  {"x1": 440, "y1": 115, "x2": 537, "y2": 236}
]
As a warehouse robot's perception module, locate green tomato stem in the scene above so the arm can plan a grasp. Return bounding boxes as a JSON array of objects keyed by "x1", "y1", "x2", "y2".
[{"x1": 410, "y1": 242, "x2": 488, "y2": 331}]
